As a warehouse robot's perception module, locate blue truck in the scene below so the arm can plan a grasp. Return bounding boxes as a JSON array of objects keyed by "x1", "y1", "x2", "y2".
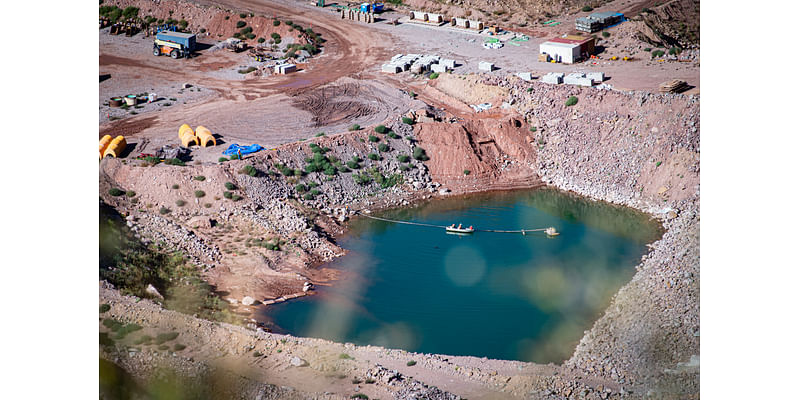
[
  {"x1": 153, "y1": 31, "x2": 196, "y2": 59},
  {"x1": 360, "y1": 2, "x2": 384, "y2": 13}
]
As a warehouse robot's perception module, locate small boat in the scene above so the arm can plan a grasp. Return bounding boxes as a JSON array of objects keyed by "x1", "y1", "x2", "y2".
[
  {"x1": 544, "y1": 227, "x2": 559, "y2": 236},
  {"x1": 446, "y1": 224, "x2": 474, "y2": 234}
]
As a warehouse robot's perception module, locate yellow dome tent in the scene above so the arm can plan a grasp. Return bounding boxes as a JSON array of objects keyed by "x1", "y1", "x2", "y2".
[
  {"x1": 195, "y1": 126, "x2": 217, "y2": 147},
  {"x1": 178, "y1": 123, "x2": 197, "y2": 147},
  {"x1": 103, "y1": 135, "x2": 127, "y2": 158},
  {"x1": 99, "y1": 134, "x2": 112, "y2": 159}
]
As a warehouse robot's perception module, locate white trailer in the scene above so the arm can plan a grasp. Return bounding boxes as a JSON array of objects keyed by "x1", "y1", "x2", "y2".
[{"x1": 539, "y1": 41, "x2": 581, "y2": 64}]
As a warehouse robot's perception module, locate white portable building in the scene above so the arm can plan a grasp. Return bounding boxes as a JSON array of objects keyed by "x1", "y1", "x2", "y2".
[
  {"x1": 539, "y1": 41, "x2": 581, "y2": 64},
  {"x1": 478, "y1": 61, "x2": 494, "y2": 71}
]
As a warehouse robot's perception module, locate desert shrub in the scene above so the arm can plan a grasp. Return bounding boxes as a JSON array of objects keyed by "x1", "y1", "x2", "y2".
[
  {"x1": 273, "y1": 20, "x2": 280, "y2": 26},
  {"x1": 194, "y1": 190, "x2": 205, "y2": 198},
  {"x1": 602, "y1": 31, "x2": 610, "y2": 38},
  {"x1": 388, "y1": 132, "x2": 400, "y2": 139},
  {"x1": 229, "y1": 154, "x2": 240, "y2": 160},
  {"x1": 464, "y1": 169, "x2": 471, "y2": 175},
  {"x1": 99, "y1": 304, "x2": 111, "y2": 313},
  {"x1": 399, "y1": 164, "x2": 410, "y2": 171},
  {"x1": 174, "y1": 344, "x2": 186, "y2": 351},
  {"x1": 232, "y1": 194, "x2": 243, "y2": 201},
  {"x1": 271, "y1": 32, "x2": 281, "y2": 40},
  {"x1": 245, "y1": 33, "x2": 255, "y2": 39},
  {"x1": 175, "y1": 199, "x2": 186, "y2": 207},
  {"x1": 218, "y1": 157, "x2": 228, "y2": 162},
  {"x1": 315, "y1": 132, "x2": 325, "y2": 137},
  {"x1": 294, "y1": 169, "x2": 304, "y2": 177},
  {"x1": 194, "y1": 175, "x2": 206, "y2": 181},
  {"x1": 237, "y1": 66, "x2": 256, "y2": 74},
  {"x1": 164, "y1": 158, "x2": 185, "y2": 166},
  {"x1": 199, "y1": 28, "x2": 206, "y2": 33},
  {"x1": 378, "y1": 143, "x2": 389, "y2": 152},
  {"x1": 236, "y1": 20, "x2": 246, "y2": 28},
  {"x1": 643, "y1": 47, "x2": 652, "y2": 52},
  {"x1": 258, "y1": 37, "x2": 265, "y2": 43},
  {"x1": 669, "y1": 47, "x2": 682, "y2": 55},
  {"x1": 303, "y1": 193, "x2": 316, "y2": 200},
  {"x1": 397, "y1": 154, "x2": 410, "y2": 163},
  {"x1": 108, "y1": 188, "x2": 124, "y2": 196},
  {"x1": 530, "y1": 126, "x2": 537, "y2": 132},
  {"x1": 374, "y1": 125, "x2": 387, "y2": 133},
  {"x1": 240, "y1": 165, "x2": 258, "y2": 177},
  {"x1": 429, "y1": 72, "x2": 439, "y2": 79},
  {"x1": 295, "y1": 183, "x2": 308, "y2": 193},
  {"x1": 178, "y1": 19, "x2": 188, "y2": 30},
  {"x1": 565, "y1": 96, "x2": 578, "y2": 106},
  {"x1": 349, "y1": 124, "x2": 361, "y2": 131},
  {"x1": 350, "y1": 395, "x2": 368, "y2": 400},
  {"x1": 402, "y1": 117, "x2": 415, "y2": 125},
  {"x1": 346, "y1": 160, "x2": 360, "y2": 169},
  {"x1": 365, "y1": 378, "x2": 376, "y2": 384},
  {"x1": 223, "y1": 191, "x2": 233, "y2": 199},
  {"x1": 656, "y1": 161, "x2": 662, "y2": 167},
  {"x1": 155, "y1": 332, "x2": 179, "y2": 345},
  {"x1": 651, "y1": 49, "x2": 665, "y2": 58},
  {"x1": 171, "y1": 184, "x2": 179, "y2": 190},
  {"x1": 367, "y1": 153, "x2": 379, "y2": 161},
  {"x1": 239, "y1": 12, "x2": 247, "y2": 18},
  {"x1": 353, "y1": 173, "x2": 372, "y2": 186},
  {"x1": 582, "y1": 5, "x2": 593, "y2": 12},
  {"x1": 159, "y1": 207, "x2": 170, "y2": 215},
  {"x1": 224, "y1": 182, "x2": 236, "y2": 190},
  {"x1": 368, "y1": 135, "x2": 379, "y2": 142},
  {"x1": 406, "y1": 360, "x2": 417, "y2": 366},
  {"x1": 412, "y1": 147, "x2": 429, "y2": 161}
]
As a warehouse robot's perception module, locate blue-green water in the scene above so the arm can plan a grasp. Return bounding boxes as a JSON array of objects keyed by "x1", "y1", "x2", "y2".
[{"x1": 260, "y1": 189, "x2": 662, "y2": 363}]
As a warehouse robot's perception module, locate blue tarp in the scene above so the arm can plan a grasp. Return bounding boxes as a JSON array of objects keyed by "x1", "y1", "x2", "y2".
[{"x1": 222, "y1": 143, "x2": 265, "y2": 156}]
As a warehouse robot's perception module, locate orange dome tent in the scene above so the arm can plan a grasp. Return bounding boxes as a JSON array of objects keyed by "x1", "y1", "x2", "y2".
[
  {"x1": 99, "y1": 134, "x2": 112, "y2": 159},
  {"x1": 178, "y1": 123, "x2": 197, "y2": 147},
  {"x1": 103, "y1": 135, "x2": 127, "y2": 158},
  {"x1": 195, "y1": 126, "x2": 217, "y2": 147}
]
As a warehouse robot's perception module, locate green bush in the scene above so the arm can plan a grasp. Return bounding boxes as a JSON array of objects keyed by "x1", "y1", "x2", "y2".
[
  {"x1": 294, "y1": 169, "x2": 304, "y2": 177},
  {"x1": 194, "y1": 190, "x2": 205, "y2": 198},
  {"x1": 271, "y1": 32, "x2": 281, "y2": 40},
  {"x1": 388, "y1": 132, "x2": 400, "y2": 139},
  {"x1": 378, "y1": 143, "x2": 389, "y2": 152},
  {"x1": 218, "y1": 157, "x2": 229, "y2": 162},
  {"x1": 99, "y1": 304, "x2": 111, "y2": 313},
  {"x1": 397, "y1": 154, "x2": 410, "y2": 163},
  {"x1": 194, "y1": 176, "x2": 206, "y2": 181},
  {"x1": 643, "y1": 47, "x2": 652, "y2": 52},
  {"x1": 239, "y1": 12, "x2": 247, "y2": 18},
  {"x1": 602, "y1": 31, "x2": 610, "y2": 38},
  {"x1": 108, "y1": 188, "x2": 124, "y2": 196},
  {"x1": 399, "y1": 164, "x2": 410, "y2": 171},
  {"x1": 406, "y1": 360, "x2": 417, "y2": 366},
  {"x1": 273, "y1": 20, "x2": 280, "y2": 26},
  {"x1": 171, "y1": 184, "x2": 179, "y2": 190},
  {"x1": 240, "y1": 165, "x2": 258, "y2": 177},
  {"x1": 229, "y1": 154, "x2": 240, "y2": 160},
  {"x1": 651, "y1": 49, "x2": 665, "y2": 58},
  {"x1": 232, "y1": 194, "x2": 243, "y2": 201},
  {"x1": 236, "y1": 20, "x2": 246, "y2": 28},
  {"x1": 402, "y1": 117, "x2": 415, "y2": 125},
  {"x1": 176, "y1": 199, "x2": 186, "y2": 207},
  {"x1": 258, "y1": 37, "x2": 265, "y2": 43},
  {"x1": 245, "y1": 33, "x2": 256, "y2": 40},
  {"x1": 530, "y1": 126, "x2": 537, "y2": 132},
  {"x1": 565, "y1": 96, "x2": 578, "y2": 107},
  {"x1": 164, "y1": 158, "x2": 185, "y2": 166},
  {"x1": 223, "y1": 191, "x2": 233, "y2": 199},
  {"x1": 155, "y1": 332, "x2": 179, "y2": 345},
  {"x1": 178, "y1": 19, "x2": 188, "y2": 30},
  {"x1": 200, "y1": 28, "x2": 206, "y2": 33},
  {"x1": 429, "y1": 72, "x2": 439, "y2": 79},
  {"x1": 353, "y1": 173, "x2": 372, "y2": 185},
  {"x1": 346, "y1": 160, "x2": 360, "y2": 169},
  {"x1": 374, "y1": 125, "x2": 387, "y2": 133},
  {"x1": 303, "y1": 193, "x2": 315, "y2": 200},
  {"x1": 412, "y1": 147, "x2": 429, "y2": 161},
  {"x1": 174, "y1": 344, "x2": 186, "y2": 351},
  {"x1": 668, "y1": 47, "x2": 682, "y2": 55},
  {"x1": 464, "y1": 169, "x2": 471, "y2": 175},
  {"x1": 295, "y1": 183, "x2": 308, "y2": 193},
  {"x1": 315, "y1": 132, "x2": 325, "y2": 137},
  {"x1": 159, "y1": 207, "x2": 170, "y2": 215},
  {"x1": 349, "y1": 124, "x2": 361, "y2": 131},
  {"x1": 368, "y1": 135, "x2": 379, "y2": 142},
  {"x1": 582, "y1": 5, "x2": 593, "y2": 12},
  {"x1": 225, "y1": 182, "x2": 237, "y2": 190},
  {"x1": 350, "y1": 394, "x2": 369, "y2": 399},
  {"x1": 367, "y1": 153, "x2": 379, "y2": 161}
]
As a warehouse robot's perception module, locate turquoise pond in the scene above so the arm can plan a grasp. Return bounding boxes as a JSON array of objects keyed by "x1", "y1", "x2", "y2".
[{"x1": 260, "y1": 188, "x2": 662, "y2": 363}]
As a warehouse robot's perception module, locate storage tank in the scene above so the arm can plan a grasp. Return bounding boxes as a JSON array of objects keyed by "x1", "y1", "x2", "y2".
[
  {"x1": 195, "y1": 126, "x2": 217, "y2": 147},
  {"x1": 178, "y1": 124, "x2": 197, "y2": 147},
  {"x1": 103, "y1": 135, "x2": 127, "y2": 158},
  {"x1": 99, "y1": 135, "x2": 113, "y2": 159}
]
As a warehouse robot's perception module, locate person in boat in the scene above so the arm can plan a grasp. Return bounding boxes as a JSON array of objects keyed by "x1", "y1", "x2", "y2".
[
  {"x1": 458, "y1": 223, "x2": 463, "y2": 229},
  {"x1": 468, "y1": 225, "x2": 473, "y2": 230},
  {"x1": 449, "y1": 223, "x2": 456, "y2": 229}
]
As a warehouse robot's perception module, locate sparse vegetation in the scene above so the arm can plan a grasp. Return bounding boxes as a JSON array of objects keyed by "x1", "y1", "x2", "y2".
[
  {"x1": 582, "y1": 5, "x2": 593, "y2": 12},
  {"x1": 651, "y1": 49, "x2": 665, "y2": 58},
  {"x1": 239, "y1": 165, "x2": 258, "y2": 177},
  {"x1": 406, "y1": 360, "x2": 417, "y2": 366},
  {"x1": 223, "y1": 191, "x2": 233, "y2": 199},
  {"x1": 218, "y1": 157, "x2": 228, "y2": 162},
  {"x1": 339, "y1": 353, "x2": 353, "y2": 360},
  {"x1": 354, "y1": 173, "x2": 372, "y2": 186},
  {"x1": 402, "y1": 117, "x2": 415, "y2": 125},
  {"x1": 273, "y1": 20, "x2": 280, "y2": 26},
  {"x1": 99, "y1": 304, "x2": 111, "y2": 313},
  {"x1": 194, "y1": 190, "x2": 205, "y2": 198},
  {"x1": 429, "y1": 72, "x2": 439, "y2": 79},
  {"x1": 367, "y1": 153, "x2": 380, "y2": 161},
  {"x1": 238, "y1": 67, "x2": 257, "y2": 74},
  {"x1": 388, "y1": 132, "x2": 400, "y2": 139},
  {"x1": 349, "y1": 124, "x2": 361, "y2": 131},
  {"x1": 108, "y1": 188, "x2": 124, "y2": 196},
  {"x1": 464, "y1": 169, "x2": 471, "y2": 175},
  {"x1": 295, "y1": 183, "x2": 308, "y2": 193},
  {"x1": 368, "y1": 135, "x2": 379, "y2": 142},
  {"x1": 412, "y1": 147, "x2": 429, "y2": 161},
  {"x1": 602, "y1": 31, "x2": 610, "y2": 38},
  {"x1": 194, "y1": 176, "x2": 206, "y2": 181},
  {"x1": 374, "y1": 125, "x2": 387, "y2": 134},
  {"x1": 164, "y1": 158, "x2": 185, "y2": 166},
  {"x1": 171, "y1": 184, "x2": 180, "y2": 190},
  {"x1": 156, "y1": 332, "x2": 179, "y2": 345},
  {"x1": 565, "y1": 96, "x2": 578, "y2": 107},
  {"x1": 350, "y1": 394, "x2": 369, "y2": 400},
  {"x1": 397, "y1": 154, "x2": 410, "y2": 163},
  {"x1": 378, "y1": 143, "x2": 390, "y2": 152},
  {"x1": 176, "y1": 199, "x2": 186, "y2": 207},
  {"x1": 225, "y1": 182, "x2": 237, "y2": 190},
  {"x1": 236, "y1": 20, "x2": 246, "y2": 28}
]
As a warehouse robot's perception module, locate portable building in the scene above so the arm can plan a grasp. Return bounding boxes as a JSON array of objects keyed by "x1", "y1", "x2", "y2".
[
  {"x1": 431, "y1": 63, "x2": 448, "y2": 73},
  {"x1": 99, "y1": 134, "x2": 113, "y2": 159},
  {"x1": 585, "y1": 72, "x2": 605, "y2": 83},
  {"x1": 478, "y1": 61, "x2": 494, "y2": 71},
  {"x1": 539, "y1": 41, "x2": 581, "y2": 64},
  {"x1": 178, "y1": 124, "x2": 197, "y2": 147},
  {"x1": 441, "y1": 59, "x2": 456, "y2": 68},
  {"x1": 274, "y1": 64, "x2": 297, "y2": 74},
  {"x1": 382, "y1": 64, "x2": 402, "y2": 73},
  {"x1": 564, "y1": 73, "x2": 593, "y2": 86},
  {"x1": 552, "y1": 35, "x2": 596, "y2": 56},
  {"x1": 516, "y1": 72, "x2": 532, "y2": 81},
  {"x1": 542, "y1": 72, "x2": 564, "y2": 84}
]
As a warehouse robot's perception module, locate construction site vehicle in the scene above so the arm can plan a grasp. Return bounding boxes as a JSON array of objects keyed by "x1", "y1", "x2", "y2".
[
  {"x1": 153, "y1": 31, "x2": 196, "y2": 59},
  {"x1": 316, "y1": 0, "x2": 325, "y2": 6},
  {"x1": 487, "y1": 25, "x2": 500, "y2": 34},
  {"x1": 226, "y1": 38, "x2": 247, "y2": 52},
  {"x1": 248, "y1": 48, "x2": 271, "y2": 62}
]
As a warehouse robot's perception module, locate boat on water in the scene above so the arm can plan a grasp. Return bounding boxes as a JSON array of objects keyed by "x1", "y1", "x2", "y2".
[{"x1": 446, "y1": 224, "x2": 474, "y2": 234}]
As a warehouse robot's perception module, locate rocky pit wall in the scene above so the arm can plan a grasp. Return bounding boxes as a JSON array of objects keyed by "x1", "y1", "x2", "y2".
[{"x1": 101, "y1": 75, "x2": 700, "y2": 398}]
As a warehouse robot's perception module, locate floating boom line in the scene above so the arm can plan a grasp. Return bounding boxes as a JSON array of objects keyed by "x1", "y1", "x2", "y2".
[{"x1": 353, "y1": 211, "x2": 558, "y2": 235}]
